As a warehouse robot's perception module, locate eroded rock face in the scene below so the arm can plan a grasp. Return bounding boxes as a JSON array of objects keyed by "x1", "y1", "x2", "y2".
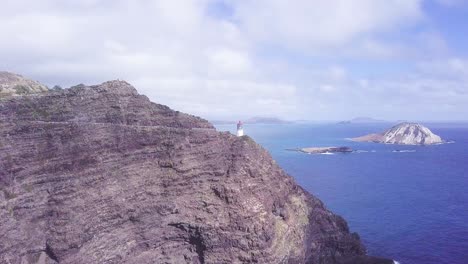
[
  {"x1": 352, "y1": 122, "x2": 444, "y2": 145},
  {"x1": 1, "y1": 78, "x2": 367, "y2": 263},
  {"x1": 0, "y1": 71, "x2": 49, "y2": 97}
]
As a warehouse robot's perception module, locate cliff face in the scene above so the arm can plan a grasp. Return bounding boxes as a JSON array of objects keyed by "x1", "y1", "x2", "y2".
[
  {"x1": 352, "y1": 122, "x2": 444, "y2": 145},
  {"x1": 1, "y1": 78, "x2": 368, "y2": 263}
]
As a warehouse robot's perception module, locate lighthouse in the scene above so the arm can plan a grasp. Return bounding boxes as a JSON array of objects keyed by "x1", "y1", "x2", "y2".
[{"x1": 236, "y1": 121, "x2": 244, "y2": 137}]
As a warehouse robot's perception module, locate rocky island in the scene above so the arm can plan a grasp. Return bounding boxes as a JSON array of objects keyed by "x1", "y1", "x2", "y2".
[
  {"x1": 0, "y1": 72, "x2": 394, "y2": 263},
  {"x1": 352, "y1": 122, "x2": 444, "y2": 145}
]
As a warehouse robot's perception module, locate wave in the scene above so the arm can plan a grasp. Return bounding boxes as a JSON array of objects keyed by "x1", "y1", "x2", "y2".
[
  {"x1": 393, "y1": 261, "x2": 400, "y2": 264},
  {"x1": 392, "y1": 150, "x2": 416, "y2": 153},
  {"x1": 354, "y1": 150, "x2": 377, "y2": 153},
  {"x1": 354, "y1": 150, "x2": 369, "y2": 153},
  {"x1": 320, "y1": 152, "x2": 335, "y2": 155}
]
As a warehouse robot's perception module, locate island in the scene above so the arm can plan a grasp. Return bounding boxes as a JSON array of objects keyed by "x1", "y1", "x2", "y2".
[
  {"x1": 351, "y1": 122, "x2": 445, "y2": 145},
  {"x1": 289, "y1": 146, "x2": 353, "y2": 154}
]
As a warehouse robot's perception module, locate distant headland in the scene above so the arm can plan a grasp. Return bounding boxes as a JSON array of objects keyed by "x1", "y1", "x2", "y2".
[
  {"x1": 337, "y1": 117, "x2": 387, "y2": 125},
  {"x1": 212, "y1": 116, "x2": 292, "y2": 125}
]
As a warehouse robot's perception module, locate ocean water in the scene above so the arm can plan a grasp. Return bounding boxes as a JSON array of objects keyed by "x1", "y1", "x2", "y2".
[{"x1": 216, "y1": 123, "x2": 468, "y2": 264}]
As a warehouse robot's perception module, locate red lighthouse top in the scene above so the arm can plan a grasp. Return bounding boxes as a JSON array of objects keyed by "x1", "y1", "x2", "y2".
[{"x1": 237, "y1": 121, "x2": 243, "y2": 130}]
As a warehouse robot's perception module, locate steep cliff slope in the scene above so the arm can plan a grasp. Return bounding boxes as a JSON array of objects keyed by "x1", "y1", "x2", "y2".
[
  {"x1": 1, "y1": 77, "x2": 381, "y2": 263},
  {"x1": 0, "y1": 71, "x2": 49, "y2": 97},
  {"x1": 352, "y1": 122, "x2": 444, "y2": 145}
]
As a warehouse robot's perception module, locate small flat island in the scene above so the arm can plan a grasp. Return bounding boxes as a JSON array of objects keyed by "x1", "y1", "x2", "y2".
[{"x1": 288, "y1": 146, "x2": 353, "y2": 154}]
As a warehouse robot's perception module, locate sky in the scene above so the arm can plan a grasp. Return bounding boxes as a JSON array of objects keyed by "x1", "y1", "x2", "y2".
[{"x1": 1, "y1": 0, "x2": 468, "y2": 121}]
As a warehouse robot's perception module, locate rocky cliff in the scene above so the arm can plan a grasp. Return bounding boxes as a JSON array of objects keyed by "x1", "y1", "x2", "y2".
[
  {"x1": 352, "y1": 122, "x2": 444, "y2": 145},
  {"x1": 0, "y1": 76, "x2": 388, "y2": 263}
]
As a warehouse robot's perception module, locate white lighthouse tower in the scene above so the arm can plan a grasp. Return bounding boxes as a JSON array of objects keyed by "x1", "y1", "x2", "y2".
[{"x1": 236, "y1": 121, "x2": 244, "y2": 137}]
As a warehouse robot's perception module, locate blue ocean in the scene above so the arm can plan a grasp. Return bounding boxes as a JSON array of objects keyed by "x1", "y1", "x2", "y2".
[{"x1": 216, "y1": 123, "x2": 468, "y2": 264}]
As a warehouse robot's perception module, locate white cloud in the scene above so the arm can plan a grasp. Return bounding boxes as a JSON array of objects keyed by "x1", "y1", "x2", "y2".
[
  {"x1": 319, "y1": 84, "x2": 336, "y2": 93},
  {"x1": 0, "y1": 0, "x2": 466, "y2": 121},
  {"x1": 435, "y1": 0, "x2": 466, "y2": 7},
  {"x1": 208, "y1": 48, "x2": 253, "y2": 75},
  {"x1": 231, "y1": 0, "x2": 424, "y2": 50},
  {"x1": 133, "y1": 77, "x2": 300, "y2": 119},
  {"x1": 417, "y1": 58, "x2": 468, "y2": 78}
]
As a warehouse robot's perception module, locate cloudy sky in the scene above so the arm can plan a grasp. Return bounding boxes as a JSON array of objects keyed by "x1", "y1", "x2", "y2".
[{"x1": 1, "y1": 0, "x2": 468, "y2": 121}]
